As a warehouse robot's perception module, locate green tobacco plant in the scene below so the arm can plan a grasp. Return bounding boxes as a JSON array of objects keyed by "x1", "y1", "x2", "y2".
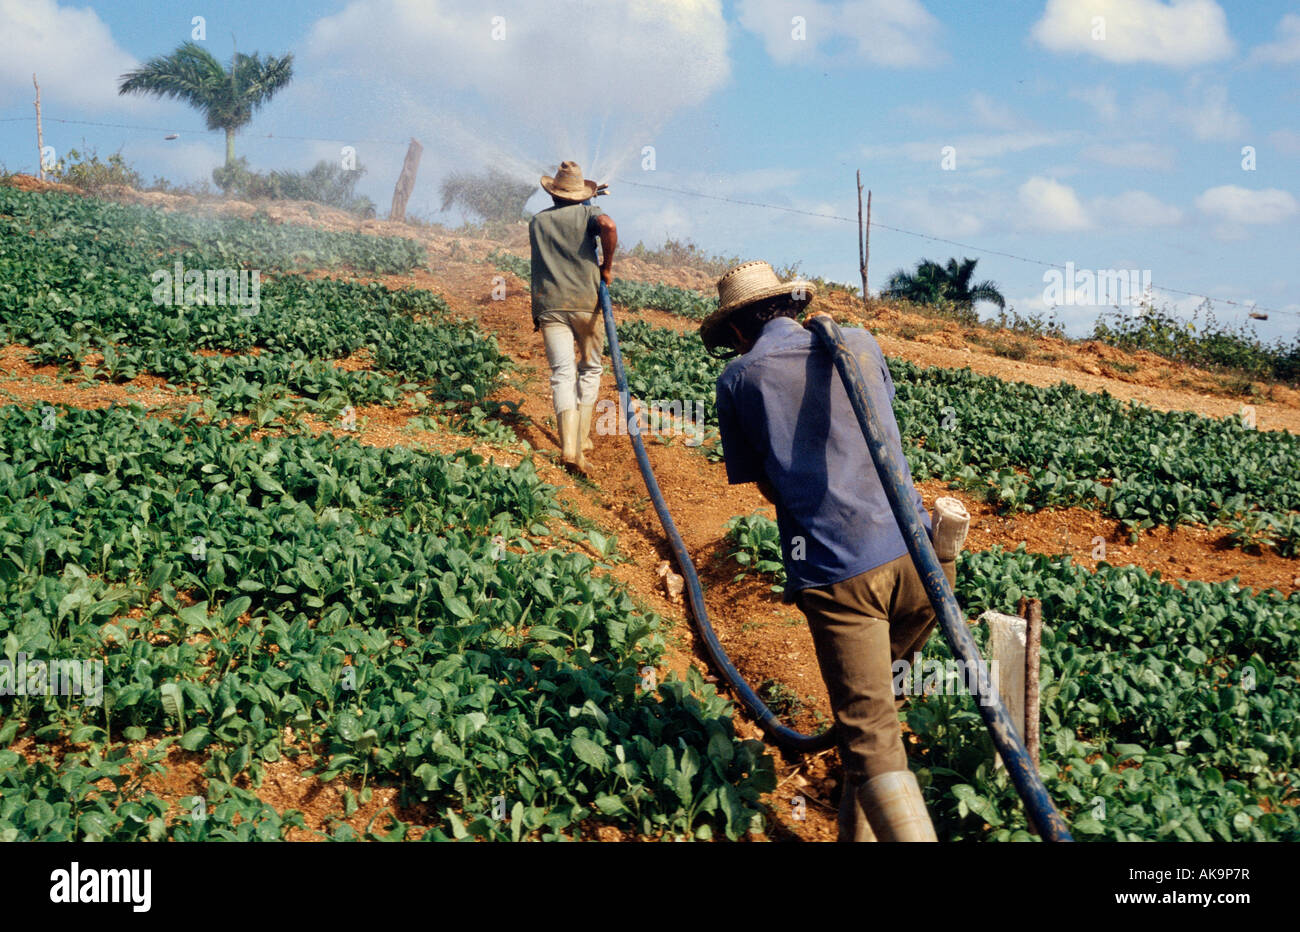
[
  {"x1": 613, "y1": 316, "x2": 1299, "y2": 551},
  {"x1": 0, "y1": 404, "x2": 774, "y2": 841},
  {"x1": 0, "y1": 187, "x2": 503, "y2": 427},
  {"x1": 723, "y1": 514, "x2": 785, "y2": 591}
]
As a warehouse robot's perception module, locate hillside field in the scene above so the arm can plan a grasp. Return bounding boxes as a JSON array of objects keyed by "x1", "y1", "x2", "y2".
[{"x1": 1, "y1": 178, "x2": 1296, "y2": 842}]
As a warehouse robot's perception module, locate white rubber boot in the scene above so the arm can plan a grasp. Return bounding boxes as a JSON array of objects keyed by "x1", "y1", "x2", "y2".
[
  {"x1": 838, "y1": 777, "x2": 878, "y2": 842},
  {"x1": 860, "y1": 770, "x2": 938, "y2": 842},
  {"x1": 578, "y1": 402, "x2": 595, "y2": 460},
  {"x1": 559, "y1": 409, "x2": 582, "y2": 472}
]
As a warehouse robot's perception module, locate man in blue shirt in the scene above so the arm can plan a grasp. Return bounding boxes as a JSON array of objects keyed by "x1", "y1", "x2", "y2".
[{"x1": 702, "y1": 261, "x2": 956, "y2": 843}]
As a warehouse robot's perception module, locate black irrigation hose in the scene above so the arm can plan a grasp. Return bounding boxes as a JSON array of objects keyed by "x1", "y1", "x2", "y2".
[
  {"x1": 598, "y1": 283, "x2": 834, "y2": 753},
  {"x1": 598, "y1": 284, "x2": 1072, "y2": 839}
]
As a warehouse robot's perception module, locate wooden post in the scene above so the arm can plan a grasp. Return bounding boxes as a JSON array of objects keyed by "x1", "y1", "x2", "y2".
[
  {"x1": 33, "y1": 73, "x2": 45, "y2": 181},
  {"x1": 389, "y1": 138, "x2": 424, "y2": 223},
  {"x1": 856, "y1": 172, "x2": 870, "y2": 312},
  {"x1": 864, "y1": 189, "x2": 871, "y2": 298},
  {"x1": 1024, "y1": 598, "x2": 1042, "y2": 765}
]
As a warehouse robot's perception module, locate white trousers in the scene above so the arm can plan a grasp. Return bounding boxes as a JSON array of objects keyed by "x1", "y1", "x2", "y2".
[{"x1": 540, "y1": 312, "x2": 604, "y2": 417}]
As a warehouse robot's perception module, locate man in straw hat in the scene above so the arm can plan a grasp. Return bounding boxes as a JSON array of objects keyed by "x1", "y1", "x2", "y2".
[
  {"x1": 529, "y1": 160, "x2": 618, "y2": 474},
  {"x1": 702, "y1": 261, "x2": 960, "y2": 843}
]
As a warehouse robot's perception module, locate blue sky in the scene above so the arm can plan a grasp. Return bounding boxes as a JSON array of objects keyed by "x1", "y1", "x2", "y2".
[{"x1": 2, "y1": 0, "x2": 1298, "y2": 339}]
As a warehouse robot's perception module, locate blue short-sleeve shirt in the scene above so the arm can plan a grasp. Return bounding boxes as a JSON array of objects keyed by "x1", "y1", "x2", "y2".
[{"x1": 715, "y1": 316, "x2": 930, "y2": 600}]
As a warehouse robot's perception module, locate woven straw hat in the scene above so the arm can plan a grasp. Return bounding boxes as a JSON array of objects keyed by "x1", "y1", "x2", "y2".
[
  {"x1": 699, "y1": 261, "x2": 816, "y2": 354},
  {"x1": 540, "y1": 160, "x2": 599, "y2": 202}
]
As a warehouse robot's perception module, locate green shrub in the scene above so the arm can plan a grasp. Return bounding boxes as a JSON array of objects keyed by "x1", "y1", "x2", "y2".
[
  {"x1": 1091, "y1": 301, "x2": 1297, "y2": 385},
  {"x1": 213, "y1": 157, "x2": 375, "y2": 216},
  {"x1": 440, "y1": 167, "x2": 534, "y2": 223},
  {"x1": 49, "y1": 146, "x2": 142, "y2": 193}
]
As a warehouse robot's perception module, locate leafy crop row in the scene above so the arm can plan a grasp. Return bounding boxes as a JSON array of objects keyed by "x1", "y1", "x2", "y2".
[
  {"x1": 0, "y1": 404, "x2": 774, "y2": 840},
  {"x1": 721, "y1": 513, "x2": 1300, "y2": 841},
  {"x1": 891, "y1": 359, "x2": 1300, "y2": 548},
  {"x1": 609, "y1": 321, "x2": 1300, "y2": 553},
  {"x1": 1, "y1": 188, "x2": 508, "y2": 427},
  {"x1": 0, "y1": 186, "x2": 424, "y2": 274}
]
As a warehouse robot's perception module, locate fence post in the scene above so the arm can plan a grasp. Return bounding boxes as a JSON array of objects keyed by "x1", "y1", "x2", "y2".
[
  {"x1": 389, "y1": 138, "x2": 424, "y2": 222},
  {"x1": 1024, "y1": 598, "x2": 1042, "y2": 765},
  {"x1": 33, "y1": 74, "x2": 44, "y2": 181}
]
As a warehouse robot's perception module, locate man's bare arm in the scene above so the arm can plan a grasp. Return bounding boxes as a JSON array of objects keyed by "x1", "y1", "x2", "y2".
[{"x1": 596, "y1": 214, "x2": 617, "y2": 285}]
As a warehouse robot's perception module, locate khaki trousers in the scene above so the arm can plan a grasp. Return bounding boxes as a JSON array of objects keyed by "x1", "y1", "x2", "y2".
[
  {"x1": 540, "y1": 311, "x2": 604, "y2": 418},
  {"x1": 794, "y1": 553, "x2": 957, "y2": 780}
]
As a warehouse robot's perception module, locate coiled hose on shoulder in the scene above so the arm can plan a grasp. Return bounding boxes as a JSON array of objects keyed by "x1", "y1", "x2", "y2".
[{"x1": 598, "y1": 283, "x2": 1072, "y2": 840}]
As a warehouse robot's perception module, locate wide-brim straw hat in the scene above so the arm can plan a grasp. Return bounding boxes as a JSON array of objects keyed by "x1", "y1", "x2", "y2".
[
  {"x1": 699, "y1": 260, "x2": 816, "y2": 354},
  {"x1": 540, "y1": 160, "x2": 599, "y2": 202}
]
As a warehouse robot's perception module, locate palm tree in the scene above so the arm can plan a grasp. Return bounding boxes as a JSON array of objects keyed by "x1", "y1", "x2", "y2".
[
  {"x1": 883, "y1": 257, "x2": 1006, "y2": 313},
  {"x1": 118, "y1": 41, "x2": 293, "y2": 171}
]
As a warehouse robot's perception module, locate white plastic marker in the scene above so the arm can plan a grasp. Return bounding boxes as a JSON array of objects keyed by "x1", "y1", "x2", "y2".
[{"x1": 930, "y1": 496, "x2": 971, "y2": 561}]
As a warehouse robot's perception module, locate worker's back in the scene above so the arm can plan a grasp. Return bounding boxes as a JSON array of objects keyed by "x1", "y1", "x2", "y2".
[
  {"x1": 528, "y1": 202, "x2": 603, "y2": 318},
  {"x1": 715, "y1": 317, "x2": 929, "y2": 599}
]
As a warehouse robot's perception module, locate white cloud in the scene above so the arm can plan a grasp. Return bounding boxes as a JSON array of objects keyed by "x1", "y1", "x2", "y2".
[
  {"x1": 862, "y1": 131, "x2": 1073, "y2": 169},
  {"x1": 629, "y1": 201, "x2": 695, "y2": 244},
  {"x1": 879, "y1": 185, "x2": 994, "y2": 238},
  {"x1": 1195, "y1": 185, "x2": 1298, "y2": 224},
  {"x1": 1080, "y1": 141, "x2": 1174, "y2": 170},
  {"x1": 794, "y1": 200, "x2": 852, "y2": 230},
  {"x1": 1270, "y1": 130, "x2": 1300, "y2": 156},
  {"x1": 968, "y1": 92, "x2": 1023, "y2": 131},
  {"x1": 1250, "y1": 12, "x2": 1300, "y2": 64},
  {"x1": 708, "y1": 168, "x2": 804, "y2": 196},
  {"x1": 0, "y1": 0, "x2": 148, "y2": 112},
  {"x1": 1134, "y1": 81, "x2": 1247, "y2": 141},
  {"x1": 1091, "y1": 190, "x2": 1182, "y2": 226},
  {"x1": 303, "y1": 0, "x2": 730, "y2": 182},
  {"x1": 736, "y1": 0, "x2": 945, "y2": 68},
  {"x1": 1017, "y1": 176, "x2": 1091, "y2": 231},
  {"x1": 1031, "y1": 0, "x2": 1235, "y2": 67},
  {"x1": 1179, "y1": 83, "x2": 1248, "y2": 140},
  {"x1": 1070, "y1": 85, "x2": 1119, "y2": 122},
  {"x1": 125, "y1": 138, "x2": 225, "y2": 184}
]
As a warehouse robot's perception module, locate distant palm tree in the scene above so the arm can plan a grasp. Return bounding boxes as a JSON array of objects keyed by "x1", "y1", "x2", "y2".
[
  {"x1": 883, "y1": 257, "x2": 1006, "y2": 313},
  {"x1": 118, "y1": 41, "x2": 293, "y2": 171}
]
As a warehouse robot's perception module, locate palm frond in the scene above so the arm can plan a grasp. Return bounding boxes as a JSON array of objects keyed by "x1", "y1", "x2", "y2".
[
  {"x1": 969, "y1": 281, "x2": 1007, "y2": 309},
  {"x1": 117, "y1": 42, "x2": 226, "y2": 121},
  {"x1": 117, "y1": 42, "x2": 293, "y2": 136}
]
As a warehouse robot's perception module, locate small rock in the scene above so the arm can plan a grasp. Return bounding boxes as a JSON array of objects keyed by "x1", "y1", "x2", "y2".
[{"x1": 656, "y1": 560, "x2": 684, "y2": 601}]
